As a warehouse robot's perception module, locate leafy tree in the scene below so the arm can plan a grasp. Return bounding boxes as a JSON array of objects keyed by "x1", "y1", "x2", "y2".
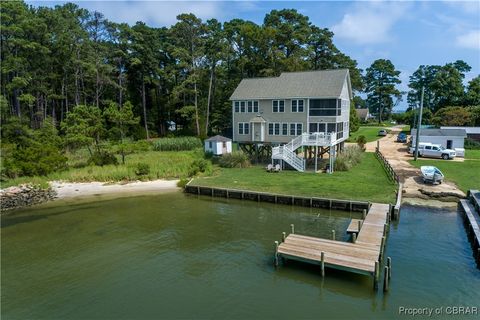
[
  {"x1": 364, "y1": 59, "x2": 402, "y2": 123},
  {"x1": 431, "y1": 106, "x2": 472, "y2": 126},
  {"x1": 349, "y1": 105, "x2": 360, "y2": 133},
  {"x1": 465, "y1": 76, "x2": 480, "y2": 106},
  {"x1": 61, "y1": 105, "x2": 104, "y2": 155},
  {"x1": 104, "y1": 101, "x2": 140, "y2": 163}
]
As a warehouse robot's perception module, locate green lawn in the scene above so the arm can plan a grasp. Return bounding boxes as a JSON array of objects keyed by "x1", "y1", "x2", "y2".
[
  {"x1": 2, "y1": 150, "x2": 208, "y2": 188},
  {"x1": 347, "y1": 126, "x2": 391, "y2": 143},
  {"x1": 192, "y1": 153, "x2": 397, "y2": 203},
  {"x1": 409, "y1": 156, "x2": 480, "y2": 192}
]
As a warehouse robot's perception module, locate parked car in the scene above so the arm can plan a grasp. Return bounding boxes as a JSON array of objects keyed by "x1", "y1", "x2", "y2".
[
  {"x1": 378, "y1": 129, "x2": 388, "y2": 136},
  {"x1": 409, "y1": 143, "x2": 456, "y2": 160},
  {"x1": 396, "y1": 132, "x2": 407, "y2": 143}
]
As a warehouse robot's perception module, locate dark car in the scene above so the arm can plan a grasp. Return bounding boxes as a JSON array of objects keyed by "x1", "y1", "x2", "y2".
[{"x1": 397, "y1": 132, "x2": 407, "y2": 143}]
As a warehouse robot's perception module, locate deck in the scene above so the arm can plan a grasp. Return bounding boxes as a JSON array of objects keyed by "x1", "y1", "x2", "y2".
[
  {"x1": 275, "y1": 203, "x2": 391, "y2": 287},
  {"x1": 459, "y1": 190, "x2": 480, "y2": 265}
]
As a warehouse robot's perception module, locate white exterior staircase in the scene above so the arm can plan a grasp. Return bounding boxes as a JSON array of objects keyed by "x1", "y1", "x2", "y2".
[{"x1": 271, "y1": 133, "x2": 336, "y2": 172}]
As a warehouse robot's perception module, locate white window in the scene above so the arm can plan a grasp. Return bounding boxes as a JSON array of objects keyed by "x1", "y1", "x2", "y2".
[
  {"x1": 273, "y1": 100, "x2": 285, "y2": 113},
  {"x1": 296, "y1": 123, "x2": 302, "y2": 136},
  {"x1": 290, "y1": 123, "x2": 296, "y2": 136},
  {"x1": 247, "y1": 101, "x2": 253, "y2": 113},
  {"x1": 282, "y1": 123, "x2": 288, "y2": 135},
  {"x1": 240, "y1": 101, "x2": 246, "y2": 113},
  {"x1": 234, "y1": 101, "x2": 239, "y2": 113},
  {"x1": 274, "y1": 123, "x2": 280, "y2": 135},
  {"x1": 291, "y1": 99, "x2": 304, "y2": 112},
  {"x1": 253, "y1": 101, "x2": 259, "y2": 113},
  {"x1": 269, "y1": 123, "x2": 274, "y2": 135},
  {"x1": 238, "y1": 122, "x2": 249, "y2": 135},
  {"x1": 268, "y1": 123, "x2": 284, "y2": 136}
]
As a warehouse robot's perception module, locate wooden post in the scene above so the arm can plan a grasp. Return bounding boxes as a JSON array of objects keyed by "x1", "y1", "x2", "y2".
[
  {"x1": 314, "y1": 145, "x2": 318, "y2": 172},
  {"x1": 332, "y1": 230, "x2": 336, "y2": 241},
  {"x1": 274, "y1": 241, "x2": 279, "y2": 267},
  {"x1": 352, "y1": 233, "x2": 357, "y2": 243},
  {"x1": 374, "y1": 261, "x2": 379, "y2": 290},
  {"x1": 358, "y1": 220, "x2": 362, "y2": 233},
  {"x1": 321, "y1": 251, "x2": 325, "y2": 277},
  {"x1": 376, "y1": 140, "x2": 380, "y2": 152},
  {"x1": 383, "y1": 224, "x2": 387, "y2": 237},
  {"x1": 282, "y1": 232, "x2": 286, "y2": 242},
  {"x1": 290, "y1": 224, "x2": 295, "y2": 234},
  {"x1": 362, "y1": 209, "x2": 366, "y2": 219},
  {"x1": 383, "y1": 266, "x2": 390, "y2": 292},
  {"x1": 387, "y1": 257, "x2": 392, "y2": 280},
  {"x1": 380, "y1": 236, "x2": 386, "y2": 260}
]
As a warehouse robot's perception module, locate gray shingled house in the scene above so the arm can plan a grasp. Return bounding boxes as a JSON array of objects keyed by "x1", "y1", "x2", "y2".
[{"x1": 229, "y1": 69, "x2": 352, "y2": 172}]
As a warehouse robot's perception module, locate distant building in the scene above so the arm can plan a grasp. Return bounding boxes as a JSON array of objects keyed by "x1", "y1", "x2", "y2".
[
  {"x1": 411, "y1": 128, "x2": 467, "y2": 150},
  {"x1": 204, "y1": 135, "x2": 232, "y2": 155},
  {"x1": 355, "y1": 108, "x2": 371, "y2": 122},
  {"x1": 441, "y1": 126, "x2": 480, "y2": 142}
]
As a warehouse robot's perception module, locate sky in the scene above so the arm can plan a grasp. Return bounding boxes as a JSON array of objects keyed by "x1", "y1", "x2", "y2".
[{"x1": 26, "y1": 0, "x2": 480, "y2": 111}]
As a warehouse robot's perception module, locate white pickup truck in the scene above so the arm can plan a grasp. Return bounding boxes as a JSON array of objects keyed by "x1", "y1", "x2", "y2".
[{"x1": 409, "y1": 143, "x2": 456, "y2": 160}]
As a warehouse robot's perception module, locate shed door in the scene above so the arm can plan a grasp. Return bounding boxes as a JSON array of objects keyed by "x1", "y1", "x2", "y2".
[{"x1": 446, "y1": 140, "x2": 452, "y2": 149}]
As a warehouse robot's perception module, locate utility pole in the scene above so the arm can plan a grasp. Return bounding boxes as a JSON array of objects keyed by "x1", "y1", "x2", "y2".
[{"x1": 414, "y1": 86, "x2": 425, "y2": 161}]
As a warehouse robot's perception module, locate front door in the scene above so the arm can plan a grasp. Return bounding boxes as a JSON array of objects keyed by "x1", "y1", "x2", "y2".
[
  {"x1": 253, "y1": 123, "x2": 264, "y2": 142},
  {"x1": 446, "y1": 140, "x2": 452, "y2": 149}
]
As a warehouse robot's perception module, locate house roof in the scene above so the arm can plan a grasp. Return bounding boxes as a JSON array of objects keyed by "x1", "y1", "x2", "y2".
[
  {"x1": 205, "y1": 135, "x2": 232, "y2": 142},
  {"x1": 249, "y1": 115, "x2": 267, "y2": 123},
  {"x1": 356, "y1": 108, "x2": 369, "y2": 119},
  {"x1": 229, "y1": 69, "x2": 351, "y2": 100},
  {"x1": 411, "y1": 128, "x2": 467, "y2": 137},
  {"x1": 441, "y1": 126, "x2": 480, "y2": 134}
]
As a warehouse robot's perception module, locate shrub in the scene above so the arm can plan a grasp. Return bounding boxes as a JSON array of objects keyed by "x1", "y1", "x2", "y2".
[
  {"x1": 177, "y1": 178, "x2": 190, "y2": 188},
  {"x1": 334, "y1": 145, "x2": 362, "y2": 171},
  {"x1": 88, "y1": 150, "x2": 118, "y2": 166},
  {"x1": 218, "y1": 152, "x2": 250, "y2": 168},
  {"x1": 135, "y1": 163, "x2": 150, "y2": 176},
  {"x1": 465, "y1": 138, "x2": 480, "y2": 150},
  {"x1": 188, "y1": 158, "x2": 209, "y2": 176},
  {"x1": 153, "y1": 136, "x2": 202, "y2": 151},
  {"x1": 357, "y1": 135, "x2": 367, "y2": 150},
  {"x1": 204, "y1": 150, "x2": 214, "y2": 159}
]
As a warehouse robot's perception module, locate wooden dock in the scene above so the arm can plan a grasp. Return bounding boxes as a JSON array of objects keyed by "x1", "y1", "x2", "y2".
[
  {"x1": 458, "y1": 190, "x2": 480, "y2": 266},
  {"x1": 275, "y1": 203, "x2": 391, "y2": 289}
]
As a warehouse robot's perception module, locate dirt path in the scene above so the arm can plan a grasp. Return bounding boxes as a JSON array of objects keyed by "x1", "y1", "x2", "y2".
[{"x1": 363, "y1": 126, "x2": 465, "y2": 203}]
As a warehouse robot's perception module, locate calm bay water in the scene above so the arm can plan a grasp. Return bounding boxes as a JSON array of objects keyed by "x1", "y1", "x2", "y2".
[{"x1": 1, "y1": 193, "x2": 479, "y2": 319}]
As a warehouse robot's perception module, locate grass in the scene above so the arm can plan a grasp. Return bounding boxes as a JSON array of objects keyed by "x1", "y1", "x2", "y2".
[
  {"x1": 409, "y1": 156, "x2": 480, "y2": 192},
  {"x1": 347, "y1": 126, "x2": 391, "y2": 143},
  {"x1": 2, "y1": 149, "x2": 210, "y2": 188},
  {"x1": 192, "y1": 152, "x2": 397, "y2": 203}
]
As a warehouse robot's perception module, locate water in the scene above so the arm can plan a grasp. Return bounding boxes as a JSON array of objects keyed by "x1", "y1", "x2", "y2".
[{"x1": 2, "y1": 193, "x2": 479, "y2": 319}]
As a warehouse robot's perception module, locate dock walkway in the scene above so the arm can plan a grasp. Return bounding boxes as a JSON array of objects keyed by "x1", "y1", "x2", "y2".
[
  {"x1": 459, "y1": 190, "x2": 480, "y2": 265},
  {"x1": 276, "y1": 203, "x2": 391, "y2": 288}
]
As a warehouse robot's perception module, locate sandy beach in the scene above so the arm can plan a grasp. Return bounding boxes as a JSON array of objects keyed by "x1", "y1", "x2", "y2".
[{"x1": 51, "y1": 179, "x2": 180, "y2": 200}]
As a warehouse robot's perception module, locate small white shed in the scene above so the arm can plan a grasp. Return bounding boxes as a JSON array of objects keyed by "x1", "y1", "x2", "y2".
[
  {"x1": 204, "y1": 135, "x2": 232, "y2": 155},
  {"x1": 411, "y1": 128, "x2": 467, "y2": 149}
]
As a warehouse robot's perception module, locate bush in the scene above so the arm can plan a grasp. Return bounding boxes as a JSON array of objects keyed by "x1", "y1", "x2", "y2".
[
  {"x1": 135, "y1": 163, "x2": 150, "y2": 176},
  {"x1": 465, "y1": 138, "x2": 480, "y2": 150},
  {"x1": 357, "y1": 135, "x2": 367, "y2": 150},
  {"x1": 218, "y1": 152, "x2": 250, "y2": 168},
  {"x1": 88, "y1": 150, "x2": 118, "y2": 166},
  {"x1": 153, "y1": 136, "x2": 202, "y2": 151},
  {"x1": 177, "y1": 178, "x2": 190, "y2": 188},
  {"x1": 188, "y1": 158, "x2": 209, "y2": 176},
  {"x1": 334, "y1": 145, "x2": 362, "y2": 171}
]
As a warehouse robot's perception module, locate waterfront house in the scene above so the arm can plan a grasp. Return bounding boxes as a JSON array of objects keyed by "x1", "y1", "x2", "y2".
[
  {"x1": 356, "y1": 108, "x2": 372, "y2": 122},
  {"x1": 204, "y1": 135, "x2": 232, "y2": 156},
  {"x1": 229, "y1": 69, "x2": 352, "y2": 172}
]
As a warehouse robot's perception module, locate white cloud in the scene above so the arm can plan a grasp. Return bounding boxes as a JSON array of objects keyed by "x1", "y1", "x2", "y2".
[
  {"x1": 331, "y1": 1, "x2": 410, "y2": 44},
  {"x1": 456, "y1": 30, "x2": 480, "y2": 50}
]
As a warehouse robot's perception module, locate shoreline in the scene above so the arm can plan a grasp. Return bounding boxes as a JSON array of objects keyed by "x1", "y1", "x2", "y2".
[{"x1": 50, "y1": 179, "x2": 180, "y2": 200}]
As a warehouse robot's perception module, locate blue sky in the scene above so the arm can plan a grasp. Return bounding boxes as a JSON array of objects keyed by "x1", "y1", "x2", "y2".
[{"x1": 27, "y1": 1, "x2": 480, "y2": 110}]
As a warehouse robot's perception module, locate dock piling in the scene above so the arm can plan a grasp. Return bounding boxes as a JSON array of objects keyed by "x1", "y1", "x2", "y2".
[
  {"x1": 274, "y1": 241, "x2": 279, "y2": 267},
  {"x1": 352, "y1": 233, "x2": 357, "y2": 243},
  {"x1": 362, "y1": 209, "x2": 366, "y2": 219},
  {"x1": 282, "y1": 232, "x2": 286, "y2": 242},
  {"x1": 383, "y1": 266, "x2": 390, "y2": 292},
  {"x1": 321, "y1": 251, "x2": 325, "y2": 277},
  {"x1": 332, "y1": 230, "x2": 336, "y2": 241},
  {"x1": 358, "y1": 220, "x2": 362, "y2": 232},
  {"x1": 290, "y1": 224, "x2": 295, "y2": 234},
  {"x1": 387, "y1": 257, "x2": 392, "y2": 280},
  {"x1": 374, "y1": 261, "x2": 379, "y2": 290}
]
